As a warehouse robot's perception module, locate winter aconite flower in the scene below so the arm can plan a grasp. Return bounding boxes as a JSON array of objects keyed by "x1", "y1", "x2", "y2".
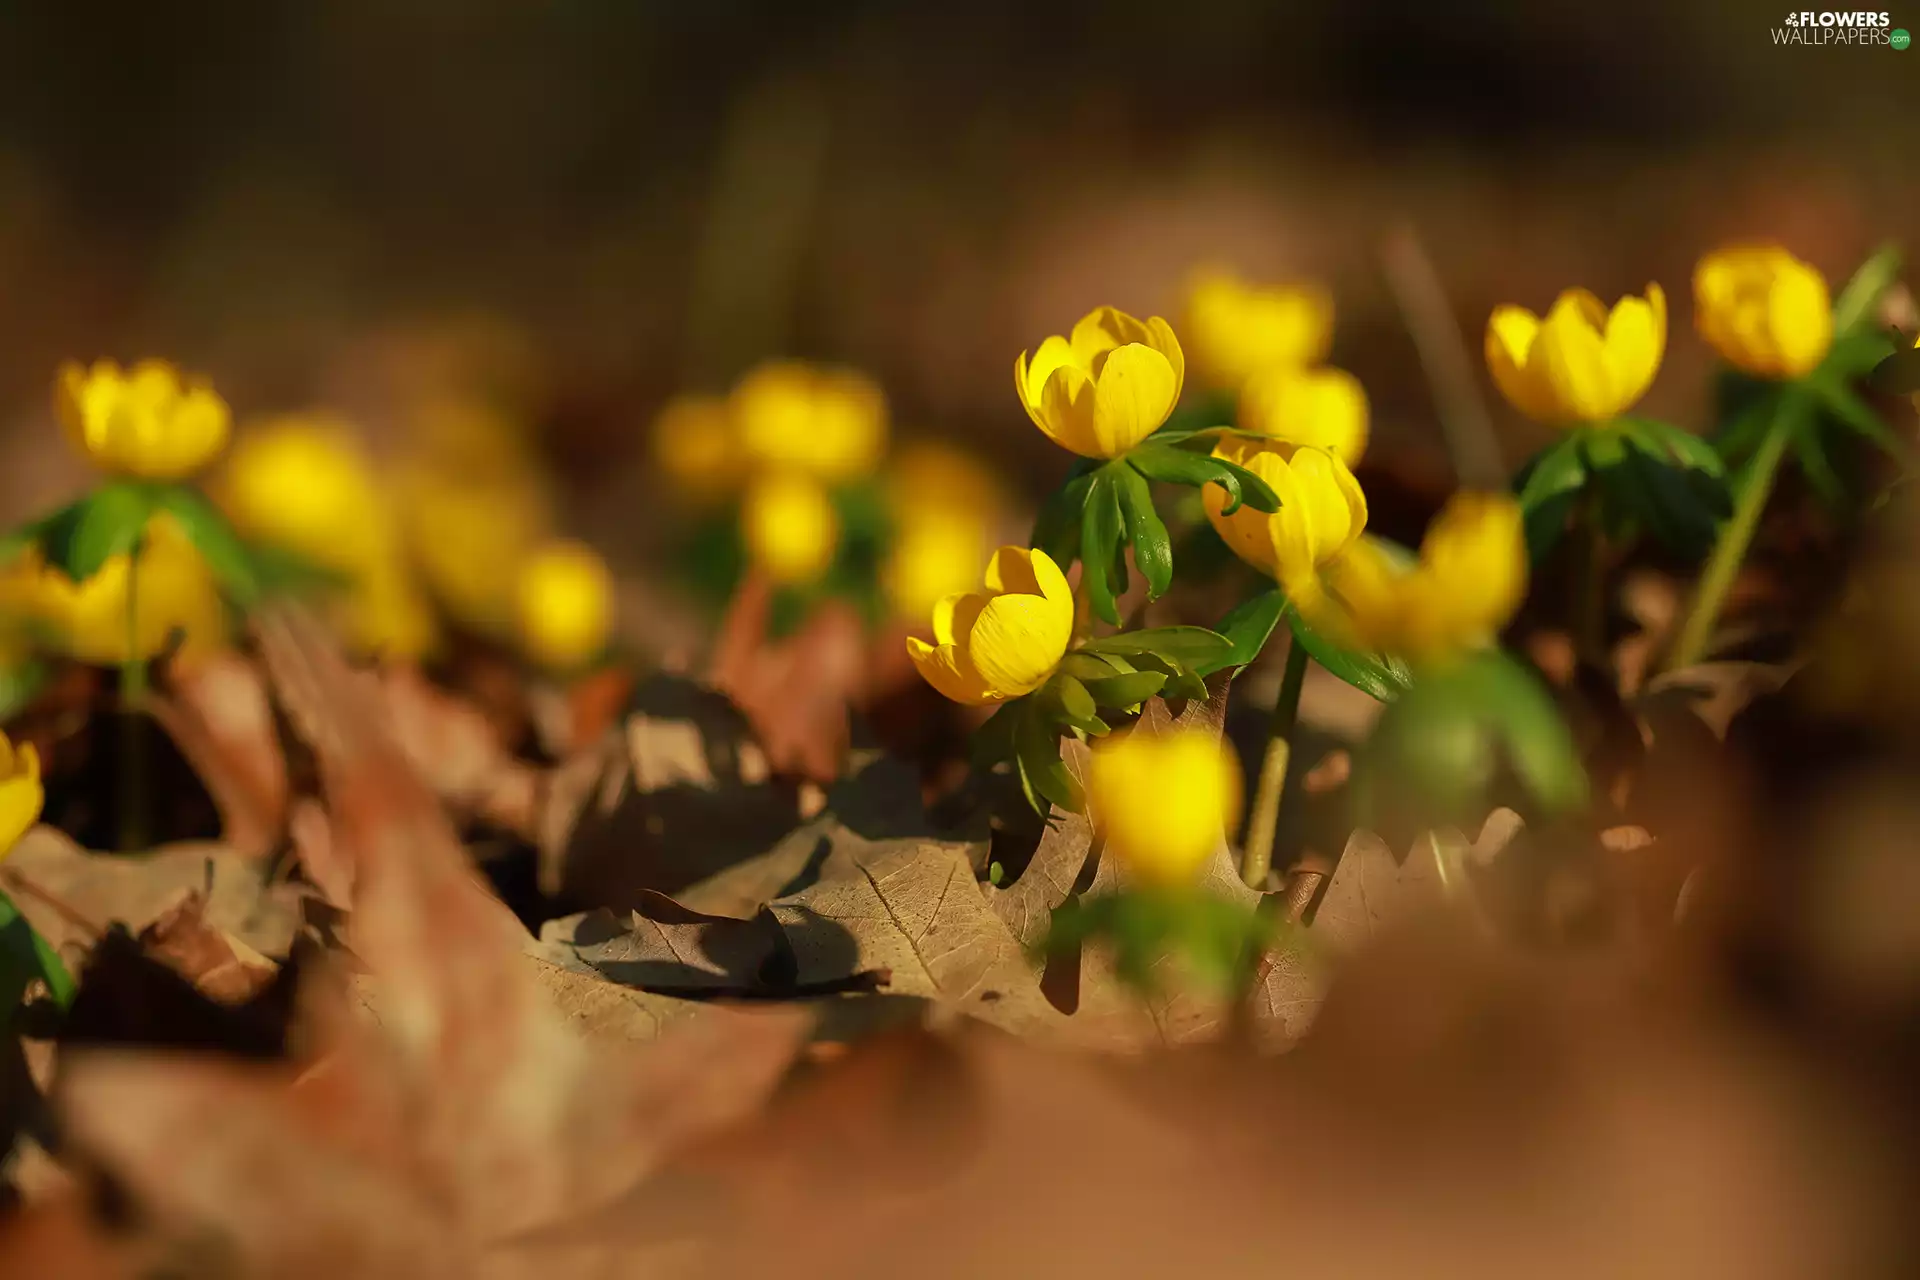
[
  {"x1": 906, "y1": 546, "x2": 1073, "y2": 705},
  {"x1": 1181, "y1": 269, "x2": 1333, "y2": 391},
  {"x1": 1485, "y1": 284, "x2": 1666, "y2": 425},
  {"x1": 1015, "y1": 306, "x2": 1185, "y2": 459},
  {"x1": 651, "y1": 393, "x2": 738, "y2": 502},
  {"x1": 884, "y1": 511, "x2": 992, "y2": 624},
  {"x1": 1203, "y1": 438, "x2": 1368, "y2": 592},
  {"x1": 742, "y1": 472, "x2": 841, "y2": 586},
  {"x1": 1088, "y1": 727, "x2": 1242, "y2": 888},
  {"x1": 1693, "y1": 245, "x2": 1833, "y2": 380},
  {"x1": 0, "y1": 728, "x2": 43, "y2": 859},
  {"x1": 733, "y1": 361, "x2": 888, "y2": 482},
  {"x1": 515, "y1": 540, "x2": 614, "y2": 672},
  {"x1": 1310, "y1": 492, "x2": 1526, "y2": 668},
  {"x1": 1238, "y1": 364, "x2": 1369, "y2": 467},
  {"x1": 219, "y1": 416, "x2": 396, "y2": 573},
  {"x1": 55, "y1": 358, "x2": 231, "y2": 480},
  {"x1": 36, "y1": 515, "x2": 228, "y2": 666}
]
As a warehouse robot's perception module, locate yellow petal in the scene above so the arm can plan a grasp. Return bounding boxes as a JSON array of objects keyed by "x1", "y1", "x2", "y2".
[
  {"x1": 906, "y1": 635, "x2": 996, "y2": 705},
  {"x1": 1268, "y1": 447, "x2": 1367, "y2": 589},
  {"x1": 1142, "y1": 315, "x2": 1186, "y2": 406},
  {"x1": 1036, "y1": 362, "x2": 1102, "y2": 457},
  {"x1": 1768, "y1": 264, "x2": 1833, "y2": 378},
  {"x1": 1239, "y1": 365, "x2": 1370, "y2": 466},
  {"x1": 1202, "y1": 442, "x2": 1283, "y2": 575},
  {"x1": 1088, "y1": 344, "x2": 1178, "y2": 457},
  {"x1": 1536, "y1": 292, "x2": 1620, "y2": 422},
  {"x1": 966, "y1": 586, "x2": 1071, "y2": 699},
  {"x1": 1602, "y1": 284, "x2": 1666, "y2": 412},
  {"x1": 1418, "y1": 491, "x2": 1527, "y2": 650},
  {"x1": 1069, "y1": 306, "x2": 1156, "y2": 368},
  {"x1": 1485, "y1": 306, "x2": 1566, "y2": 425}
]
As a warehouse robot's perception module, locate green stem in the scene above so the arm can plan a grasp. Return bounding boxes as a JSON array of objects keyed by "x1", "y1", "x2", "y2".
[
  {"x1": 118, "y1": 563, "x2": 148, "y2": 855},
  {"x1": 1574, "y1": 490, "x2": 1609, "y2": 672},
  {"x1": 1239, "y1": 636, "x2": 1310, "y2": 890},
  {"x1": 1665, "y1": 398, "x2": 1799, "y2": 673}
]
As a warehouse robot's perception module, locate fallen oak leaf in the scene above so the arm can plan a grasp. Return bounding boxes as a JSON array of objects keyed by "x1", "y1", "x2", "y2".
[{"x1": 146, "y1": 652, "x2": 289, "y2": 861}]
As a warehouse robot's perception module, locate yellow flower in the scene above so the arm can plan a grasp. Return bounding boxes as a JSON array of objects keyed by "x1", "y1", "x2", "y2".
[
  {"x1": 905, "y1": 546, "x2": 1073, "y2": 705},
  {"x1": 1310, "y1": 491, "x2": 1527, "y2": 668},
  {"x1": 515, "y1": 539, "x2": 615, "y2": 672},
  {"x1": 733, "y1": 361, "x2": 887, "y2": 482},
  {"x1": 1238, "y1": 364, "x2": 1369, "y2": 467},
  {"x1": 1181, "y1": 269, "x2": 1333, "y2": 390},
  {"x1": 55, "y1": 358, "x2": 231, "y2": 480},
  {"x1": 741, "y1": 472, "x2": 841, "y2": 586},
  {"x1": 37, "y1": 514, "x2": 229, "y2": 666},
  {"x1": 339, "y1": 560, "x2": 440, "y2": 660},
  {"x1": 1485, "y1": 284, "x2": 1666, "y2": 425},
  {"x1": 1203, "y1": 437, "x2": 1367, "y2": 591},
  {"x1": 0, "y1": 728, "x2": 43, "y2": 859},
  {"x1": 884, "y1": 510, "x2": 992, "y2": 623},
  {"x1": 651, "y1": 393, "x2": 737, "y2": 501},
  {"x1": 883, "y1": 439, "x2": 1004, "y2": 523},
  {"x1": 1087, "y1": 726, "x2": 1242, "y2": 889},
  {"x1": 217, "y1": 415, "x2": 395, "y2": 573},
  {"x1": 1694, "y1": 245, "x2": 1833, "y2": 381},
  {"x1": 1015, "y1": 306, "x2": 1185, "y2": 459}
]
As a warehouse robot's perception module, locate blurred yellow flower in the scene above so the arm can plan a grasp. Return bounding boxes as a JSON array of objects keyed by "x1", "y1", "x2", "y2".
[
  {"x1": 0, "y1": 728, "x2": 42, "y2": 859},
  {"x1": 651, "y1": 393, "x2": 737, "y2": 500},
  {"x1": 1694, "y1": 245, "x2": 1833, "y2": 380},
  {"x1": 733, "y1": 361, "x2": 888, "y2": 482},
  {"x1": 1087, "y1": 726, "x2": 1242, "y2": 889},
  {"x1": 55, "y1": 358, "x2": 231, "y2": 480},
  {"x1": 1238, "y1": 364, "x2": 1369, "y2": 467},
  {"x1": 218, "y1": 415, "x2": 394, "y2": 573},
  {"x1": 1310, "y1": 491, "x2": 1527, "y2": 668},
  {"x1": 1015, "y1": 306, "x2": 1185, "y2": 459},
  {"x1": 1485, "y1": 284, "x2": 1666, "y2": 426},
  {"x1": 37, "y1": 514, "x2": 229, "y2": 666},
  {"x1": 883, "y1": 439, "x2": 1004, "y2": 523},
  {"x1": 515, "y1": 539, "x2": 615, "y2": 672},
  {"x1": 340, "y1": 560, "x2": 441, "y2": 661},
  {"x1": 884, "y1": 511, "x2": 992, "y2": 624},
  {"x1": 1203, "y1": 438, "x2": 1367, "y2": 592},
  {"x1": 1181, "y1": 269, "x2": 1333, "y2": 391},
  {"x1": 741, "y1": 472, "x2": 841, "y2": 586},
  {"x1": 906, "y1": 546, "x2": 1072, "y2": 705}
]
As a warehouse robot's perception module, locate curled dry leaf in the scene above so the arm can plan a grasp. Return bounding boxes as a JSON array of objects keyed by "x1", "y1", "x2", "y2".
[{"x1": 146, "y1": 653, "x2": 290, "y2": 861}]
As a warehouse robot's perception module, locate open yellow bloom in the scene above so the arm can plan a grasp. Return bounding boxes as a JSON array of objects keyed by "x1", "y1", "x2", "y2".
[
  {"x1": 741, "y1": 472, "x2": 841, "y2": 586},
  {"x1": 651, "y1": 393, "x2": 737, "y2": 500},
  {"x1": 884, "y1": 510, "x2": 992, "y2": 624},
  {"x1": 1203, "y1": 438, "x2": 1367, "y2": 591},
  {"x1": 0, "y1": 728, "x2": 43, "y2": 859},
  {"x1": 36, "y1": 514, "x2": 229, "y2": 666},
  {"x1": 1485, "y1": 284, "x2": 1666, "y2": 426},
  {"x1": 1181, "y1": 269, "x2": 1333, "y2": 390},
  {"x1": 1238, "y1": 364, "x2": 1369, "y2": 467},
  {"x1": 218, "y1": 415, "x2": 394, "y2": 573},
  {"x1": 905, "y1": 546, "x2": 1072, "y2": 705},
  {"x1": 55, "y1": 358, "x2": 231, "y2": 480},
  {"x1": 1310, "y1": 492, "x2": 1526, "y2": 668},
  {"x1": 1015, "y1": 306, "x2": 1185, "y2": 459},
  {"x1": 1088, "y1": 726, "x2": 1242, "y2": 889},
  {"x1": 733, "y1": 361, "x2": 887, "y2": 482},
  {"x1": 1694, "y1": 245, "x2": 1832, "y2": 380},
  {"x1": 515, "y1": 539, "x2": 614, "y2": 672}
]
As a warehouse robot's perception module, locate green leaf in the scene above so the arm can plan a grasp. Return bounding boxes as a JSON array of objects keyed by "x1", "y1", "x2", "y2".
[
  {"x1": 970, "y1": 701, "x2": 1023, "y2": 768},
  {"x1": 1014, "y1": 705, "x2": 1082, "y2": 814},
  {"x1": 1079, "y1": 670, "x2": 1169, "y2": 710},
  {"x1": 1200, "y1": 587, "x2": 1288, "y2": 676},
  {"x1": 1124, "y1": 441, "x2": 1267, "y2": 516},
  {"x1": 1812, "y1": 376, "x2": 1913, "y2": 465},
  {"x1": 1713, "y1": 394, "x2": 1779, "y2": 469},
  {"x1": 1057, "y1": 651, "x2": 1131, "y2": 683},
  {"x1": 1475, "y1": 652, "x2": 1589, "y2": 812},
  {"x1": 155, "y1": 487, "x2": 261, "y2": 606},
  {"x1": 1207, "y1": 456, "x2": 1281, "y2": 514},
  {"x1": 1824, "y1": 326, "x2": 1898, "y2": 378},
  {"x1": 1790, "y1": 425, "x2": 1848, "y2": 510},
  {"x1": 1867, "y1": 341, "x2": 1920, "y2": 397},
  {"x1": 1053, "y1": 672, "x2": 1098, "y2": 725},
  {"x1": 1079, "y1": 469, "x2": 1126, "y2": 627},
  {"x1": 1285, "y1": 606, "x2": 1411, "y2": 703},
  {"x1": 1031, "y1": 467, "x2": 1097, "y2": 573},
  {"x1": 1077, "y1": 625, "x2": 1234, "y2": 668},
  {"x1": 1614, "y1": 440, "x2": 1722, "y2": 561},
  {"x1": 56, "y1": 482, "x2": 155, "y2": 581},
  {"x1": 1513, "y1": 435, "x2": 1588, "y2": 565},
  {"x1": 1830, "y1": 241, "x2": 1901, "y2": 336},
  {"x1": 0, "y1": 888, "x2": 75, "y2": 1021},
  {"x1": 1619, "y1": 417, "x2": 1726, "y2": 479},
  {"x1": 1112, "y1": 462, "x2": 1173, "y2": 601}
]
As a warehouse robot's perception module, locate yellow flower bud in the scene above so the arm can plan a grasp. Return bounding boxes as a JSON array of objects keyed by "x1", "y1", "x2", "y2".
[
  {"x1": 884, "y1": 511, "x2": 992, "y2": 624},
  {"x1": 217, "y1": 415, "x2": 395, "y2": 574},
  {"x1": 1087, "y1": 726, "x2": 1242, "y2": 889},
  {"x1": 515, "y1": 539, "x2": 615, "y2": 672},
  {"x1": 651, "y1": 393, "x2": 737, "y2": 501},
  {"x1": 905, "y1": 546, "x2": 1073, "y2": 705},
  {"x1": 37, "y1": 514, "x2": 229, "y2": 666},
  {"x1": 1014, "y1": 306, "x2": 1186, "y2": 459},
  {"x1": 741, "y1": 472, "x2": 841, "y2": 586},
  {"x1": 1485, "y1": 284, "x2": 1666, "y2": 426},
  {"x1": 0, "y1": 728, "x2": 43, "y2": 859},
  {"x1": 1693, "y1": 245, "x2": 1833, "y2": 380},
  {"x1": 55, "y1": 359, "x2": 232, "y2": 481},
  {"x1": 1309, "y1": 492, "x2": 1527, "y2": 668},
  {"x1": 733, "y1": 361, "x2": 887, "y2": 482},
  {"x1": 1203, "y1": 438, "x2": 1367, "y2": 592},
  {"x1": 1181, "y1": 269, "x2": 1333, "y2": 391},
  {"x1": 1238, "y1": 364, "x2": 1369, "y2": 467}
]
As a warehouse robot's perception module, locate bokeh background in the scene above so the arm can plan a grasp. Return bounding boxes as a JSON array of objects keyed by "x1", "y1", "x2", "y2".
[{"x1": 0, "y1": 0, "x2": 1913, "y2": 568}]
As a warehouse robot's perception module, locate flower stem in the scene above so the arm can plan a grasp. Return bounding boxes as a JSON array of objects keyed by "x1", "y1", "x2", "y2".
[
  {"x1": 1574, "y1": 492, "x2": 1609, "y2": 672},
  {"x1": 118, "y1": 564, "x2": 148, "y2": 855},
  {"x1": 1239, "y1": 636, "x2": 1310, "y2": 890},
  {"x1": 1664, "y1": 395, "x2": 1800, "y2": 673}
]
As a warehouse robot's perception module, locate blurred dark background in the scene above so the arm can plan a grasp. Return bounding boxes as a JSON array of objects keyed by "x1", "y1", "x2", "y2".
[{"x1": 0, "y1": 0, "x2": 1912, "y2": 535}]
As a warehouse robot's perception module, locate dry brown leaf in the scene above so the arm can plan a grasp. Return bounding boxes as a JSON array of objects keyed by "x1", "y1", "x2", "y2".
[{"x1": 147, "y1": 652, "x2": 290, "y2": 860}]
